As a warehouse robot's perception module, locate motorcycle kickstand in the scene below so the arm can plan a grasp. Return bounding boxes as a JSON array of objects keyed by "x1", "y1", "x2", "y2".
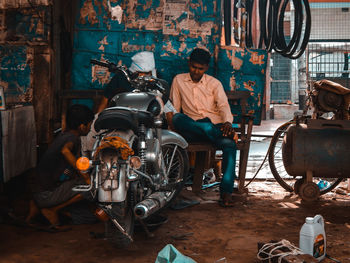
[
  {"x1": 111, "y1": 218, "x2": 134, "y2": 242},
  {"x1": 137, "y1": 218, "x2": 155, "y2": 238}
]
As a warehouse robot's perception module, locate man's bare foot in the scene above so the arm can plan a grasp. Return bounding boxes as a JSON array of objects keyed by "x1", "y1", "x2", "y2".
[
  {"x1": 25, "y1": 200, "x2": 40, "y2": 224},
  {"x1": 219, "y1": 193, "x2": 235, "y2": 207},
  {"x1": 41, "y1": 208, "x2": 60, "y2": 226}
]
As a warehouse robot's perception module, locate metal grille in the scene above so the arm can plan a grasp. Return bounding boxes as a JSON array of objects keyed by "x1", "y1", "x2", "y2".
[
  {"x1": 309, "y1": 2, "x2": 350, "y2": 42},
  {"x1": 307, "y1": 43, "x2": 350, "y2": 88},
  {"x1": 270, "y1": 52, "x2": 297, "y2": 103}
]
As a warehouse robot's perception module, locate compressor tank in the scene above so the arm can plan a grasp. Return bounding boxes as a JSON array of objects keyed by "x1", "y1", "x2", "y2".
[{"x1": 282, "y1": 119, "x2": 350, "y2": 178}]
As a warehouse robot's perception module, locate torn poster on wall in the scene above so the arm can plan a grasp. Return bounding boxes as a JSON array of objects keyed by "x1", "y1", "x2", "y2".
[
  {"x1": 162, "y1": 0, "x2": 212, "y2": 37},
  {"x1": 163, "y1": 0, "x2": 189, "y2": 35},
  {"x1": 107, "y1": 0, "x2": 123, "y2": 23}
]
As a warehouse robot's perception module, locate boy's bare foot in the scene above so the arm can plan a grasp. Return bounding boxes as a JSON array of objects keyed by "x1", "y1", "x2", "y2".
[
  {"x1": 25, "y1": 200, "x2": 40, "y2": 224},
  {"x1": 41, "y1": 208, "x2": 60, "y2": 226}
]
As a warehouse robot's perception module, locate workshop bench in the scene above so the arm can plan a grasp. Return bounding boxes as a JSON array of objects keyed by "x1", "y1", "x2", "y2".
[{"x1": 187, "y1": 90, "x2": 254, "y2": 194}]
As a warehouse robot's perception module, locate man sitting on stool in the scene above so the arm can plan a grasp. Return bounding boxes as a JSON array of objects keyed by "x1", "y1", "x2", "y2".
[{"x1": 168, "y1": 48, "x2": 238, "y2": 207}]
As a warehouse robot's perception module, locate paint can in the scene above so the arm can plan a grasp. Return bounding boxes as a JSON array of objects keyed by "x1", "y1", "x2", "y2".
[{"x1": 299, "y1": 214, "x2": 326, "y2": 261}]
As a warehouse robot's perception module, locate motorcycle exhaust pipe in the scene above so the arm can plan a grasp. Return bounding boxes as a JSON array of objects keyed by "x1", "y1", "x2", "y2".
[{"x1": 134, "y1": 192, "x2": 168, "y2": 219}]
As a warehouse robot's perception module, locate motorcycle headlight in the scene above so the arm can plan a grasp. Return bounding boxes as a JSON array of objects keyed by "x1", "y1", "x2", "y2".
[
  {"x1": 129, "y1": 156, "x2": 141, "y2": 169},
  {"x1": 147, "y1": 99, "x2": 162, "y2": 117}
]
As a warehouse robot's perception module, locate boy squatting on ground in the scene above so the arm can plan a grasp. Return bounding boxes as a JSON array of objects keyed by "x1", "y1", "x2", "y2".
[{"x1": 27, "y1": 104, "x2": 94, "y2": 229}]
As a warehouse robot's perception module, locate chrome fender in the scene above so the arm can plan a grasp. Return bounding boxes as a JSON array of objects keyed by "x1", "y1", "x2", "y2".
[{"x1": 161, "y1": 129, "x2": 188, "y2": 149}]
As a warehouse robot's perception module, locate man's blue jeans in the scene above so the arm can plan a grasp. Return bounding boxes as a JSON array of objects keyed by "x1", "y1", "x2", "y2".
[{"x1": 172, "y1": 113, "x2": 237, "y2": 194}]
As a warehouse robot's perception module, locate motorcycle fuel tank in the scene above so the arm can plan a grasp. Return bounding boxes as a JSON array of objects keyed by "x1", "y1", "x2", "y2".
[
  {"x1": 111, "y1": 92, "x2": 157, "y2": 111},
  {"x1": 282, "y1": 119, "x2": 350, "y2": 178}
]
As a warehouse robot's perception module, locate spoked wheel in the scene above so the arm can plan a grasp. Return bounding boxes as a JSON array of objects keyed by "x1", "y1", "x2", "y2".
[
  {"x1": 161, "y1": 144, "x2": 189, "y2": 202},
  {"x1": 268, "y1": 121, "x2": 342, "y2": 195}
]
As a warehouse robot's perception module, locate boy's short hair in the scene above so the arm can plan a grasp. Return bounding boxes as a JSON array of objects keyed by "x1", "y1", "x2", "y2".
[
  {"x1": 66, "y1": 104, "x2": 94, "y2": 130},
  {"x1": 189, "y1": 48, "x2": 211, "y2": 65}
]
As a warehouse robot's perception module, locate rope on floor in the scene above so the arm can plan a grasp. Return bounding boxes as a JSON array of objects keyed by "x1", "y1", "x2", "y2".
[{"x1": 257, "y1": 239, "x2": 304, "y2": 263}]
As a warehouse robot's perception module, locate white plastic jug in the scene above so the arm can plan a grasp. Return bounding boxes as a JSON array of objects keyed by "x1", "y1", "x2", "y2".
[{"x1": 299, "y1": 214, "x2": 326, "y2": 261}]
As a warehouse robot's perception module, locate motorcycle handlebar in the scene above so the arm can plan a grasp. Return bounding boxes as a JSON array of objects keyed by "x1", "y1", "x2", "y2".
[
  {"x1": 90, "y1": 59, "x2": 110, "y2": 68},
  {"x1": 90, "y1": 59, "x2": 131, "y2": 82},
  {"x1": 90, "y1": 59, "x2": 167, "y2": 94}
]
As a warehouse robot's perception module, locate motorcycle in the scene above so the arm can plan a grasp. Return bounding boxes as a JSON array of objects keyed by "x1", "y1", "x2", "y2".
[{"x1": 74, "y1": 59, "x2": 189, "y2": 247}]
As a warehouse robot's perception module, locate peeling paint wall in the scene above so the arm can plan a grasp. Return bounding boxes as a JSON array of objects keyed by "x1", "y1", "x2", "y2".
[
  {"x1": 0, "y1": 0, "x2": 49, "y2": 9},
  {"x1": 0, "y1": 46, "x2": 32, "y2": 105},
  {"x1": 217, "y1": 47, "x2": 267, "y2": 124},
  {"x1": 72, "y1": 0, "x2": 220, "y2": 88},
  {"x1": 0, "y1": 7, "x2": 50, "y2": 105},
  {"x1": 0, "y1": 6, "x2": 52, "y2": 149},
  {"x1": 72, "y1": 0, "x2": 267, "y2": 124}
]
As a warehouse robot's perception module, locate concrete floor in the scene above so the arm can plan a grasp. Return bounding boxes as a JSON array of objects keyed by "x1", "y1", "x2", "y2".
[{"x1": 242, "y1": 119, "x2": 290, "y2": 180}]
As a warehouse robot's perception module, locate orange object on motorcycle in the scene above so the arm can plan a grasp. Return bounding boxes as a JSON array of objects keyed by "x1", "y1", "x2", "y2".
[
  {"x1": 76, "y1": 157, "x2": 90, "y2": 171},
  {"x1": 95, "y1": 208, "x2": 109, "y2": 222}
]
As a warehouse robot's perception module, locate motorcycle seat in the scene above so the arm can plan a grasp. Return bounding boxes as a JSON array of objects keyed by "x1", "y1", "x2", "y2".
[{"x1": 94, "y1": 108, "x2": 139, "y2": 132}]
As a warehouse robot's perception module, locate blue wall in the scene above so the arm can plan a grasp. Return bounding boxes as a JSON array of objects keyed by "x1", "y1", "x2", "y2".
[
  {"x1": 0, "y1": 7, "x2": 50, "y2": 106},
  {"x1": 217, "y1": 47, "x2": 267, "y2": 124},
  {"x1": 0, "y1": 46, "x2": 31, "y2": 105},
  {"x1": 72, "y1": 0, "x2": 267, "y2": 124}
]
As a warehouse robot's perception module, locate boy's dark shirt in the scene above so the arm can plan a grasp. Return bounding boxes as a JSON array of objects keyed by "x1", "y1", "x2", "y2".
[
  {"x1": 104, "y1": 71, "x2": 170, "y2": 104},
  {"x1": 103, "y1": 71, "x2": 132, "y2": 101},
  {"x1": 33, "y1": 131, "x2": 81, "y2": 193}
]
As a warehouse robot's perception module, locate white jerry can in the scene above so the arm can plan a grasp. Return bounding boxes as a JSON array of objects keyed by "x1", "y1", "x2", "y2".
[{"x1": 299, "y1": 214, "x2": 326, "y2": 261}]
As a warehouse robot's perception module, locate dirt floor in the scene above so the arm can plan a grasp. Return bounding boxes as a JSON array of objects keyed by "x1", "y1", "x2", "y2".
[{"x1": 1, "y1": 180, "x2": 350, "y2": 263}]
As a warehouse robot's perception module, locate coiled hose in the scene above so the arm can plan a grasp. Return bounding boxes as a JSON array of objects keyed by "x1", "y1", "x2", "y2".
[
  {"x1": 258, "y1": 0, "x2": 311, "y2": 59},
  {"x1": 228, "y1": 0, "x2": 311, "y2": 59}
]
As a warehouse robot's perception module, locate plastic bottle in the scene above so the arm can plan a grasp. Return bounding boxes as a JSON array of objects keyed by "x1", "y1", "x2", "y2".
[
  {"x1": 317, "y1": 180, "x2": 329, "y2": 191},
  {"x1": 299, "y1": 214, "x2": 326, "y2": 261}
]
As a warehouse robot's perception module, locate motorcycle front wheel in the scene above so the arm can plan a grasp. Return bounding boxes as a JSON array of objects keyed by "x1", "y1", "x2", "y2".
[{"x1": 161, "y1": 143, "x2": 189, "y2": 203}]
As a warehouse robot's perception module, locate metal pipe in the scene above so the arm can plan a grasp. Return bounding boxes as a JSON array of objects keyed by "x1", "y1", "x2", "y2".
[
  {"x1": 131, "y1": 168, "x2": 154, "y2": 185},
  {"x1": 134, "y1": 192, "x2": 168, "y2": 219}
]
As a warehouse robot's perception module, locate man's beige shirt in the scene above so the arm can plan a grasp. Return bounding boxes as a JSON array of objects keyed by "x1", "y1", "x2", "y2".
[{"x1": 170, "y1": 73, "x2": 233, "y2": 124}]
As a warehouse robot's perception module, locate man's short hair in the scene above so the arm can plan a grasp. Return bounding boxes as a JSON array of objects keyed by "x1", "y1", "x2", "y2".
[
  {"x1": 66, "y1": 104, "x2": 94, "y2": 130},
  {"x1": 189, "y1": 48, "x2": 211, "y2": 65}
]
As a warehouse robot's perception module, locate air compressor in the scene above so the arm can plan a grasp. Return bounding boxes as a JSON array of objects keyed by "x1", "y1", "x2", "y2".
[{"x1": 282, "y1": 118, "x2": 350, "y2": 201}]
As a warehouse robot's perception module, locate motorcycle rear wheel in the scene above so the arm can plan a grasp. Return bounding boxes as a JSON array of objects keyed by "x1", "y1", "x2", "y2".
[{"x1": 105, "y1": 203, "x2": 134, "y2": 248}]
